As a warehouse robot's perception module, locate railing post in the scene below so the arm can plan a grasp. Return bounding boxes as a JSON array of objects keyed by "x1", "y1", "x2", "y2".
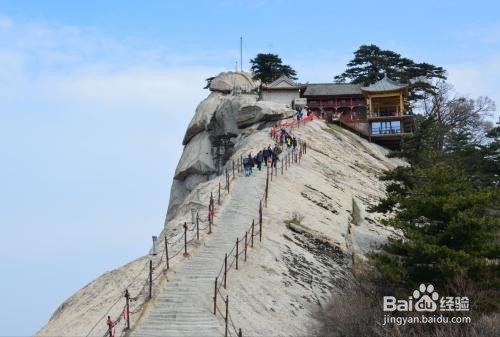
[
  {"x1": 183, "y1": 222, "x2": 188, "y2": 256},
  {"x1": 281, "y1": 156, "x2": 283, "y2": 175},
  {"x1": 196, "y1": 211, "x2": 199, "y2": 241},
  {"x1": 235, "y1": 238, "x2": 239, "y2": 270},
  {"x1": 213, "y1": 277, "x2": 217, "y2": 315},
  {"x1": 224, "y1": 253, "x2": 228, "y2": 289},
  {"x1": 285, "y1": 153, "x2": 288, "y2": 170},
  {"x1": 238, "y1": 328, "x2": 242, "y2": 337},
  {"x1": 224, "y1": 296, "x2": 229, "y2": 337},
  {"x1": 244, "y1": 231, "x2": 247, "y2": 262},
  {"x1": 218, "y1": 181, "x2": 221, "y2": 206},
  {"x1": 208, "y1": 198, "x2": 212, "y2": 234},
  {"x1": 265, "y1": 169, "x2": 269, "y2": 208},
  {"x1": 259, "y1": 216, "x2": 262, "y2": 242},
  {"x1": 209, "y1": 209, "x2": 212, "y2": 234},
  {"x1": 149, "y1": 260, "x2": 153, "y2": 300},
  {"x1": 125, "y1": 289, "x2": 130, "y2": 330},
  {"x1": 259, "y1": 200, "x2": 262, "y2": 231},
  {"x1": 251, "y1": 220, "x2": 254, "y2": 248},
  {"x1": 165, "y1": 236, "x2": 169, "y2": 270},
  {"x1": 232, "y1": 160, "x2": 235, "y2": 178},
  {"x1": 226, "y1": 168, "x2": 229, "y2": 193},
  {"x1": 270, "y1": 161, "x2": 273, "y2": 182}
]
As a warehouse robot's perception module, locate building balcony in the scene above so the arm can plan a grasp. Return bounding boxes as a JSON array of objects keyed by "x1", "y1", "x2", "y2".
[
  {"x1": 371, "y1": 126, "x2": 401, "y2": 135},
  {"x1": 307, "y1": 100, "x2": 366, "y2": 109}
]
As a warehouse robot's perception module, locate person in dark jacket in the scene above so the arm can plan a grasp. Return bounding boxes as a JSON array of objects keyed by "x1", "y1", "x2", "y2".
[
  {"x1": 262, "y1": 147, "x2": 269, "y2": 166},
  {"x1": 271, "y1": 150, "x2": 279, "y2": 168},
  {"x1": 255, "y1": 151, "x2": 263, "y2": 171},
  {"x1": 292, "y1": 137, "x2": 297, "y2": 151},
  {"x1": 265, "y1": 145, "x2": 273, "y2": 165},
  {"x1": 243, "y1": 153, "x2": 254, "y2": 176}
]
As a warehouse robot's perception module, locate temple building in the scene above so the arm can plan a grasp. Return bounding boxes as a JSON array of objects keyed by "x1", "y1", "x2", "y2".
[
  {"x1": 261, "y1": 75, "x2": 305, "y2": 107},
  {"x1": 302, "y1": 83, "x2": 366, "y2": 120},
  {"x1": 258, "y1": 73, "x2": 414, "y2": 148},
  {"x1": 301, "y1": 75, "x2": 414, "y2": 149},
  {"x1": 361, "y1": 75, "x2": 414, "y2": 148}
]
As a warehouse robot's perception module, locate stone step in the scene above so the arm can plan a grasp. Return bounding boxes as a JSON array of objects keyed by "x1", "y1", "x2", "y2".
[{"x1": 131, "y1": 172, "x2": 266, "y2": 337}]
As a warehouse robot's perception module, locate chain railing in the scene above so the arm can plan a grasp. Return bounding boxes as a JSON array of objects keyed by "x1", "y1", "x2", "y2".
[
  {"x1": 212, "y1": 139, "x2": 308, "y2": 337},
  {"x1": 86, "y1": 167, "x2": 244, "y2": 337},
  {"x1": 87, "y1": 116, "x2": 312, "y2": 337}
]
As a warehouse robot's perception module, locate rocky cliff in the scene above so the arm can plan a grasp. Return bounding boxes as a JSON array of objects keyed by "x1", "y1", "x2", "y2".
[
  {"x1": 36, "y1": 72, "x2": 405, "y2": 337},
  {"x1": 167, "y1": 71, "x2": 294, "y2": 222}
]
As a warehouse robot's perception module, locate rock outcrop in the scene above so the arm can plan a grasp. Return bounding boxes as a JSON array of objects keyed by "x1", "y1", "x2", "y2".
[
  {"x1": 174, "y1": 131, "x2": 215, "y2": 180},
  {"x1": 208, "y1": 71, "x2": 258, "y2": 93},
  {"x1": 236, "y1": 101, "x2": 295, "y2": 128},
  {"x1": 166, "y1": 72, "x2": 292, "y2": 222},
  {"x1": 183, "y1": 92, "x2": 223, "y2": 145}
]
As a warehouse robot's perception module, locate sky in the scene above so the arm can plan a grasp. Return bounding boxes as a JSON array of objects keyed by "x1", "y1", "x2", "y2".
[{"x1": 0, "y1": 0, "x2": 499, "y2": 335}]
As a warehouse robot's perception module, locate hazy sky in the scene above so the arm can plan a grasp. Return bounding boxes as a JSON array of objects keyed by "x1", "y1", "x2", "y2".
[{"x1": 0, "y1": 0, "x2": 499, "y2": 335}]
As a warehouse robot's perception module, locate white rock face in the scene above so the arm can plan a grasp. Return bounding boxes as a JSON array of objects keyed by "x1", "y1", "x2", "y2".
[
  {"x1": 213, "y1": 94, "x2": 256, "y2": 136},
  {"x1": 236, "y1": 101, "x2": 295, "y2": 128},
  {"x1": 174, "y1": 131, "x2": 215, "y2": 180},
  {"x1": 183, "y1": 92, "x2": 223, "y2": 145},
  {"x1": 167, "y1": 72, "x2": 288, "y2": 223},
  {"x1": 208, "y1": 71, "x2": 258, "y2": 93},
  {"x1": 37, "y1": 119, "x2": 405, "y2": 337}
]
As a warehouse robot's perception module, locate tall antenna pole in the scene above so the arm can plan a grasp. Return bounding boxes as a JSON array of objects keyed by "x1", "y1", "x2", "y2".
[{"x1": 240, "y1": 36, "x2": 243, "y2": 72}]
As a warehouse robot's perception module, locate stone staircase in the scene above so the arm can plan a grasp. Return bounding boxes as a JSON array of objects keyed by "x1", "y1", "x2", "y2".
[{"x1": 131, "y1": 168, "x2": 266, "y2": 337}]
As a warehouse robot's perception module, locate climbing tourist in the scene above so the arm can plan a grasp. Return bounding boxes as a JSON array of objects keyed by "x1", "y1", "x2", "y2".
[
  {"x1": 106, "y1": 316, "x2": 114, "y2": 337},
  {"x1": 265, "y1": 145, "x2": 273, "y2": 165},
  {"x1": 262, "y1": 147, "x2": 269, "y2": 166},
  {"x1": 243, "y1": 153, "x2": 254, "y2": 176},
  {"x1": 271, "y1": 149, "x2": 279, "y2": 168},
  {"x1": 296, "y1": 109, "x2": 302, "y2": 122},
  {"x1": 292, "y1": 137, "x2": 297, "y2": 152},
  {"x1": 273, "y1": 143, "x2": 282, "y2": 155},
  {"x1": 255, "y1": 150, "x2": 263, "y2": 171}
]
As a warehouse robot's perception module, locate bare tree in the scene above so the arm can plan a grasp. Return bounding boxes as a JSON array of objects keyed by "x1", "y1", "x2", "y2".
[{"x1": 420, "y1": 80, "x2": 495, "y2": 136}]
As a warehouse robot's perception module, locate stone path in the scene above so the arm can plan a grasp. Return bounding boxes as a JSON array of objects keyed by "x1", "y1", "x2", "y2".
[{"x1": 131, "y1": 167, "x2": 267, "y2": 337}]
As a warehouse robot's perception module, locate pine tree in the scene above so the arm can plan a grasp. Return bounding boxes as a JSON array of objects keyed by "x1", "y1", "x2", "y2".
[
  {"x1": 250, "y1": 53, "x2": 297, "y2": 84},
  {"x1": 335, "y1": 44, "x2": 446, "y2": 101},
  {"x1": 370, "y1": 117, "x2": 500, "y2": 312}
]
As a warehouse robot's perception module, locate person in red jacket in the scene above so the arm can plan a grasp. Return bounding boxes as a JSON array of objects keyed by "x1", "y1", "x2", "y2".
[{"x1": 107, "y1": 316, "x2": 114, "y2": 337}]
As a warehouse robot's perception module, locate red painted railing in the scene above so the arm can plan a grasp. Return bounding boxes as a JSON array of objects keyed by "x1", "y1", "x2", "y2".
[{"x1": 270, "y1": 114, "x2": 318, "y2": 141}]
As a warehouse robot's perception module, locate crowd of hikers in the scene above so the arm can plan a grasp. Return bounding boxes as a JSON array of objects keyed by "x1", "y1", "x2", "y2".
[{"x1": 243, "y1": 128, "x2": 299, "y2": 177}]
